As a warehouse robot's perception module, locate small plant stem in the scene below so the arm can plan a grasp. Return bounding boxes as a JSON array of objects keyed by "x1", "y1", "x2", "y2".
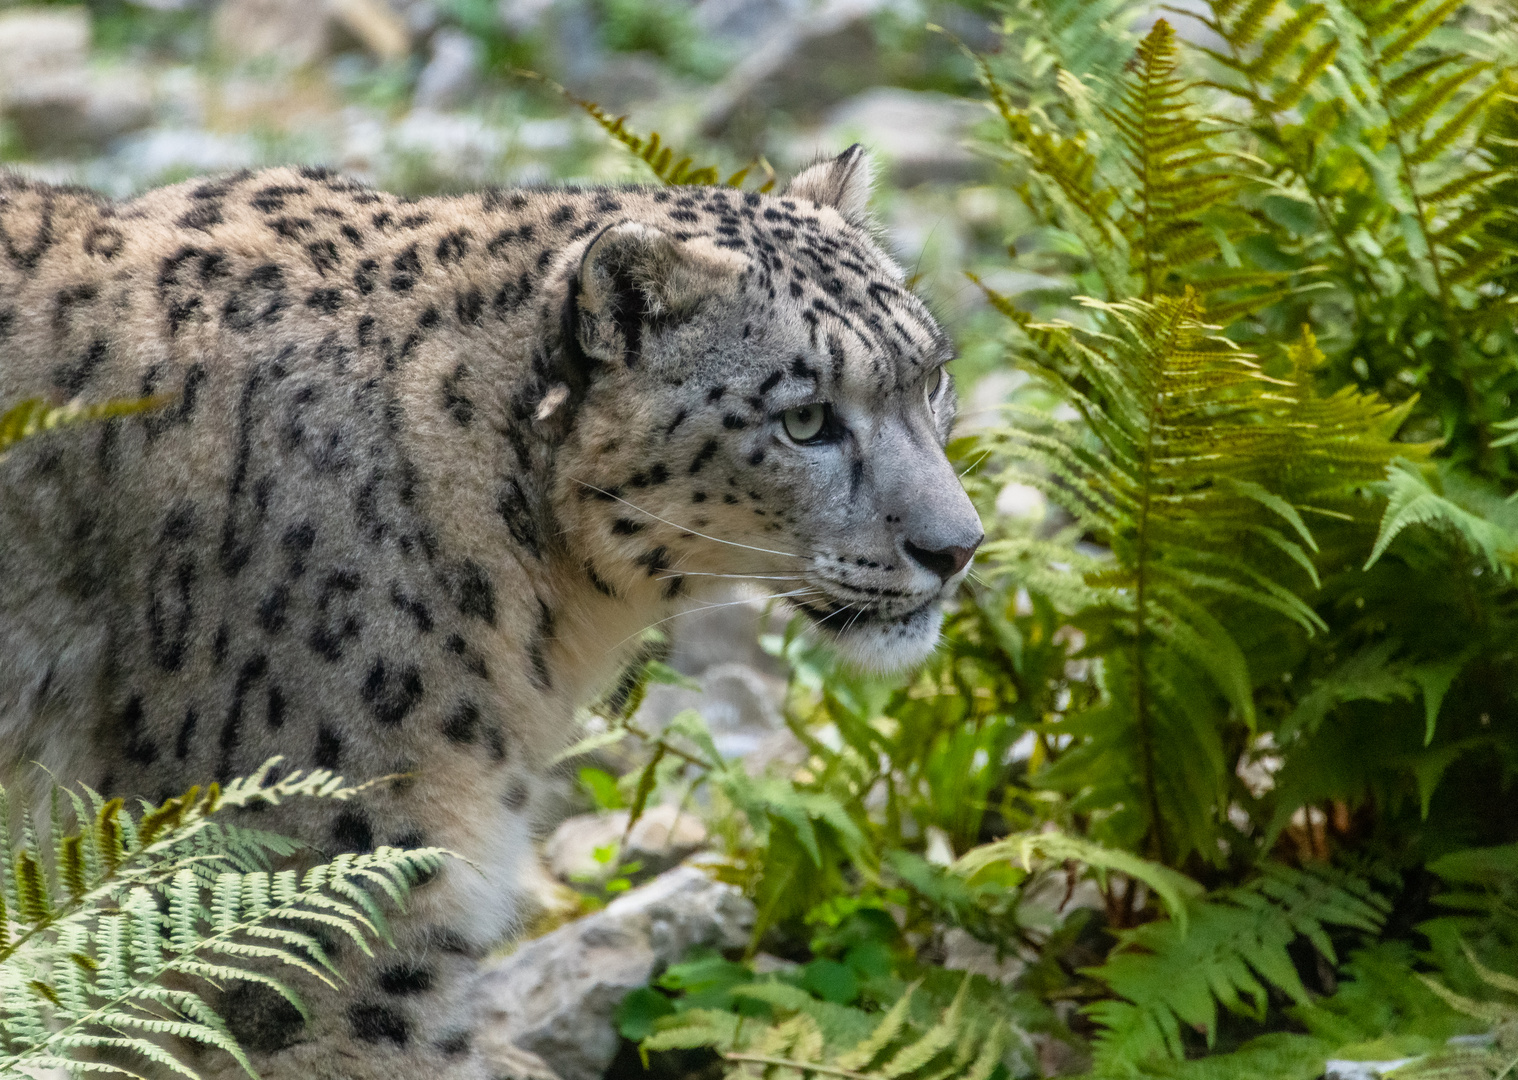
[{"x1": 723, "y1": 1053, "x2": 877, "y2": 1079}]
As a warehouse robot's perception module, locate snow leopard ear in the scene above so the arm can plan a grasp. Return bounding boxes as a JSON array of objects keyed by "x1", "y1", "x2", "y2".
[
  {"x1": 574, "y1": 221, "x2": 747, "y2": 367},
  {"x1": 784, "y1": 144, "x2": 874, "y2": 227}
]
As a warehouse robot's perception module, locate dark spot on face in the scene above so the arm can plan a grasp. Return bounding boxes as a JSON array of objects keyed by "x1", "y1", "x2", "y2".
[
  {"x1": 612, "y1": 518, "x2": 644, "y2": 536},
  {"x1": 354, "y1": 258, "x2": 378, "y2": 294},
  {"x1": 448, "y1": 560, "x2": 496, "y2": 624},
  {"x1": 692, "y1": 491, "x2": 706, "y2": 503},
  {"x1": 635, "y1": 546, "x2": 669, "y2": 576},
  {"x1": 306, "y1": 287, "x2": 342, "y2": 313},
  {"x1": 436, "y1": 1031, "x2": 472, "y2": 1056},
  {"x1": 178, "y1": 203, "x2": 223, "y2": 231},
  {"x1": 443, "y1": 701, "x2": 479, "y2": 744},
  {"x1": 435, "y1": 230, "x2": 469, "y2": 264},
  {"x1": 706, "y1": 386, "x2": 726, "y2": 403},
  {"x1": 118, "y1": 695, "x2": 158, "y2": 766},
  {"x1": 504, "y1": 778, "x2": 530, "y2": 810},
  {"x1": 175, "y1": 708, "x2": 197, "y2": 759},
  {"x1": 258, "y1": 584, "x2": 290, "y2": 633},
  {"x1": 749, "y1": 448, "x2": 766, "y2": 465},
  {"x1": 83, "y1": 224, "x2": 124, "y2": 260},
  {"x1": 456, "y1": 286, "x2": 484, "y2": 325},
  {"x1": 390, "y1": 244, "x2": 420, "y2": 291},
  {"x1": 440, "y1": 362, "x2": 474, "y2": 426},
  {"x1": 723, "y1": 414, "x2": 747, "y2": 430}
]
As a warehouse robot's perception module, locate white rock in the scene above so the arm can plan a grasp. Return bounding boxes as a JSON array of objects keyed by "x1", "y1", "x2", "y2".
[
  {"x1": 413, "y1": 28, "x2": 483, "y2": 110},
  {"x1": 0, "y1": 8, "x2": 88, "y2": 94},
  {"x1": 475, "y1": 866, "x2": 755, "y2": 1080},
  {"x1": 1324, "y1": 1061, "x2": 1422, "y2": 1080},
  {"x1": 996, "y1": 482, "x2": 1047, "y2": 523},
  {"x1": 941, "y1": 926, "x2": 1027, "y2": 985}
]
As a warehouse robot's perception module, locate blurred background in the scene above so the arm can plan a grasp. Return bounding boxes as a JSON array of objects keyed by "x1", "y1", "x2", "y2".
[{"x1": 0, "y1": 0, "x2": 1040, "y2": 398}]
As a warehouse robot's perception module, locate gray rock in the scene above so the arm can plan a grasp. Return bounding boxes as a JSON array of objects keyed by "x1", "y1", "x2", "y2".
[
  {"x1": 700, "y1": 0, "x2": 891, "y2": 139},
  {"x1": 213, "y1": 0, "x2": 410, "y2": 66},
  {"x1": 693, "y1": 0, "x2": 809, "y2": 47},
  {"x1": 413, "y1": 27, "x2": 483, "y2": 110},
  {"x1": 545, "y1": 805, "x2": 708, "y2": 883},
  {"x1": 818, "y1": 88, "x2": 985, "y2": 187},
  {"x1": 941, "y1": 926, "x2": 1027, "y2": 985},
  {"x1": 475, "y1": 866, "x2": 755, "y2": 1080},
  {"x1": 0, "y1": 8, "x2": 153, "y2": 155},
  {"x1": 636, "y1": 661, "x2": 787, "y2": 760},
  {"x1": 666, "y1": 584, "x2": 788, "y2": 678}
]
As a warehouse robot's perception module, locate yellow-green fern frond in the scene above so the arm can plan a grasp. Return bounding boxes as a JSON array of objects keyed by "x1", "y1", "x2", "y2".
[
  {"x1": 519, "y1": 70, "x2": 773, "y2": 190},
  {"x1": 643, "y1": 976, "x2": 1021, "y2": 1080},
  {"x1": 0, "y1": 395, "x2": 168, "y2": 457}
]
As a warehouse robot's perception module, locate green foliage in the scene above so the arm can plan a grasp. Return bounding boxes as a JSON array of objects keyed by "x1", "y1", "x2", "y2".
[
  {"x1": 645, "y1": 976, "x2": 1015, "y2": 1080},
  {"x1": 1084, "y1": 864, "x2": 1391, "y2": 1071},
  {"x1": 562, "y1": 1, "x2": 1518, "y2": 1071},
  {"x1": 1393, "y1": 951, "x2": 1518, "y2": 1079},
  {"x1": 0, "y1": 759, "x2": 446, "y2": 1078}
]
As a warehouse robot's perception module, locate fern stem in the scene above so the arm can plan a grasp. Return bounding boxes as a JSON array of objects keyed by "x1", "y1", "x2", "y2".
[
  {"x1": 1132, "y1": 318, "x2": 1170, "y2": 866},
  {"x1": 723, "y1": 1052, "x2": 877, "y2": 1079}
]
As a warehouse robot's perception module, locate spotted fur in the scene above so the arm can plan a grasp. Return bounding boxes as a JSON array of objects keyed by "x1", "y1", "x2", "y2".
[{"x1": 0, "y1": 147, "x2": 980, "y2": 1079}]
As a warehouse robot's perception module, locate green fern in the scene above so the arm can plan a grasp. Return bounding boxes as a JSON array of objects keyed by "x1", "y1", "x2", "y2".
[
  {"x1": 972, "y1": 288, "x2": 1418, "y2": 863},
  {"x1": 0, "y1": 758, "x2": 447, "y2": 1078},
  {"x1": 1086, "y1": 864, "x2": 1392, "y2": 1072},
  {"x1": 1391, "y1": 949, "x2": 1518, "y2": 1079},
  {"x1": 520, "y1": 70, "x2": 773, "y2": 189},
  {"x1": 643, "y1": 977, "x2": 1019, "y2": 1080}
]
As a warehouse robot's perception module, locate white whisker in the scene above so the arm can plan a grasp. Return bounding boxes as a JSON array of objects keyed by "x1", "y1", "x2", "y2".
[
  {"x1": 570, "y1": 478, "x2": 807, "y2": 560},
  {"x1": 957, "y1": 448, "x2": 992, "y2": 479},
  {"x1": 655, "y1": 571, "x2": 804, "y2": 582},
  {"x1": 606, "y1": 588, "x2": 822, "y2": 654}
]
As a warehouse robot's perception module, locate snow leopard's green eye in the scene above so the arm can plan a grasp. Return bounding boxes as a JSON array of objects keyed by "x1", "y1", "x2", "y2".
[
  {"x1": 925, "y1": 366, "x2": 948, "y2": 409},
  {"x1": 782, "y1": 403, "x2": 827, "y2": 442}
]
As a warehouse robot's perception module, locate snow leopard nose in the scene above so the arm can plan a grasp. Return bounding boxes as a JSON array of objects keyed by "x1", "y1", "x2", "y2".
[{"x1": 903, "y1": 535, "x2": 982, "y2": 582}]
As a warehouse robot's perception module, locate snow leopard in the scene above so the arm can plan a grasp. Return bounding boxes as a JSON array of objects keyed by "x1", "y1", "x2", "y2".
[{"x1": 0, "y1": 146, "x2": 982, "y2": 1079}]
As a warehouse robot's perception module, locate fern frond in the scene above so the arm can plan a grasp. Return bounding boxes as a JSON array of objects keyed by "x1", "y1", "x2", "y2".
[
  {"x1": 976, "y1": 298, "x2": 1420, "y2": 862},
  {"x1": 517, "y1": 69, "x2": 772, "y2": 190},
  {"x1": 1085, "y1": 865, "x2": 1392, "y2": 1068},
  {"x1": 954, "y1": 829, "x2": 1204, "y2": 928},
  {"x1": 0, "y1": 760, "x2": 449, "y2": 1078},
  {"x1": 645, "y1": 973, "x2": 1011, "y2": 1080},
  {"x1": 1365, "y1": 461, "x2": 1518, "y2": 575},
  {"x1": 0, "y1": 395, "x2": 168, "y2": 456}
]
